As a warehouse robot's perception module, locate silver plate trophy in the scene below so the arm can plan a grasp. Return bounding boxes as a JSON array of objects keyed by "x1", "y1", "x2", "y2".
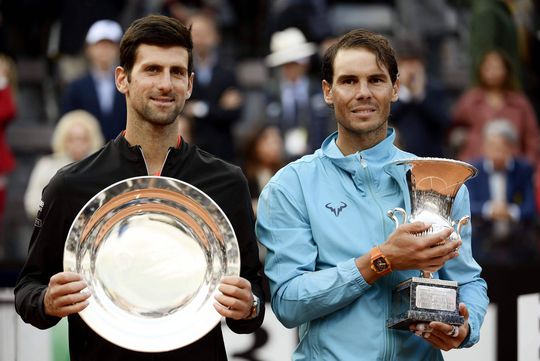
[
  {"x1": 63, "y1": 176, "x2": 240, "y2": 352},
  {"x1": 383, "y1": 158, "x2": 477, "y2": 330}
]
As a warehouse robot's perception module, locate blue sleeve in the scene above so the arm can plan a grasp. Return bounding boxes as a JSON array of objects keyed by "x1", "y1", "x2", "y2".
[
  {"x1": 255, "y1": 178, "x2": 371, "y2": 329},
  {"x1": 440, "y1": 185, "x2": 489, "y2": 348}
]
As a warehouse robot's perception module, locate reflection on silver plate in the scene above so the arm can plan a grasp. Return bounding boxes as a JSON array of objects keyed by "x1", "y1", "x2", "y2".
[{"x1": 63, "y1": 176, "x2": 240, "y2": 352}]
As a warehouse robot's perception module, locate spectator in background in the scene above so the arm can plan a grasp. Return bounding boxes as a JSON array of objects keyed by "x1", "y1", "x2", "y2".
[
  {"x1": 452, "y1": 49, "x2": 540, "y2": 165},
  {"x1": 53, "y1": 0, "x2": 126, "y2": 84},
  {"x1": 390, "y1": 37, "x2": 451, "y2": 158},
  {"x1": 466, "y1": 120, "x2": 537, "y2": 264},
  {"x1": 265, "y1": 27, "x2": 332, "y2": 161},
  {"x1": 241, "y1": 124, "x2": 285, "y2": 214},
  {"x1": 183, "y1": 12, "x2": 243, "y2": 163},
  {"x1": 0, "y1": 54, "x2": 17, "y2": 233},
  {"x1": 62, "y1": 20, "x2": 127, "y2": 141},
  {"x1": 469, "y1": 0, "x2": 521, "y2": 86},
  {"x1": 24, "y1": 110, "x2": 104, "y2": 219}
]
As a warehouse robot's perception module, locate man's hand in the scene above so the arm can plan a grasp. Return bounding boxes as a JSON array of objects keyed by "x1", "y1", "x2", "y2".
[
  {"x1": 410, "y1": 303, "x2": 470, "y2": 351},
  {"x1": 44, "y1": 272, "x2": 90, "y2": 317},
  {"x1": 213, "y1": 276, "x2": 254, "y2": 320},
  {"x1": 490, "y1": 201, "x2": 512, "y2": 221},
  {"x1": 380, "y1": 222, "x2": 461, "y2": 273}
]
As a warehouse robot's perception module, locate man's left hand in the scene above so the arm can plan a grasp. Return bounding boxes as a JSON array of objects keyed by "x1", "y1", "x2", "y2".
[
  {"x1": 213, "y1": 276, "x2": 254, "y2": 320},
  {"x1": 409, "y1": 303, "x2": 470, "y2": 351}
]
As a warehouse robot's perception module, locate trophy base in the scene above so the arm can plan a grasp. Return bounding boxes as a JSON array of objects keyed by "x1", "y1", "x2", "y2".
[
  {"x1": 387, "y1": 310, "x2": 465, "y2": 330},
  {"x1": 386, "y1": 277, "x2": 464, "y2": 330}
]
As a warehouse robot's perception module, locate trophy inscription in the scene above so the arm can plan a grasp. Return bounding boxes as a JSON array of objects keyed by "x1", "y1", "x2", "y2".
[{"x1": 384, "y1": 158, "x2": 477, "y2": 330}]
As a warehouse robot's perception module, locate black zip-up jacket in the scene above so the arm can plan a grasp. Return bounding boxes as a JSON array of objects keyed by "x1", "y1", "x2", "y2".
[{"x1": 14, "y1": 135, "x2": 265, "y2": 360}]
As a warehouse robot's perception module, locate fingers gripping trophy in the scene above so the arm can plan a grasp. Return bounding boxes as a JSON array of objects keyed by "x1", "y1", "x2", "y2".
[{"x1": 384, "y1": 158, "x2": 477, "y2": 330}]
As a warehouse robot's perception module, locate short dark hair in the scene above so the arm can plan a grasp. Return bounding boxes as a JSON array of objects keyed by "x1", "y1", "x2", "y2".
[
  {"x1": 322, "y1": 29, "x2": 398, "y2": 85},
  {"x1": 120, "y1": 14, "x2": 193, "y2": 78}
]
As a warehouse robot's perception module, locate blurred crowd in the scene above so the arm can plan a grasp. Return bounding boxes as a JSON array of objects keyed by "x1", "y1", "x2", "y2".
[{"x1": 1, "y1": 0, "x2": 540, "y2": 267}]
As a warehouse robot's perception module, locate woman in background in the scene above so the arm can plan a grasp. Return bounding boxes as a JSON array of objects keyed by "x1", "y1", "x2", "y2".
[
  {"x1": 24, "y1": 110, "x2": 104, "y2": 219},
  {"x1": 452, "y1": 49, "x2": 539, "y2": 165},
  {"x1": 242, "y1": 124, "x2": 285, "y2": 214}
]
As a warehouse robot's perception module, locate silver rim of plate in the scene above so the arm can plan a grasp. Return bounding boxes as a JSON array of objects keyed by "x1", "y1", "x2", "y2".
[{"x1": 63, "y1": 176, "x2": 240, "y2": 352}]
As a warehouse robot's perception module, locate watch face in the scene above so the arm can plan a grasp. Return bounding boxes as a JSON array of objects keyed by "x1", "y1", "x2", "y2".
[{"x1": 374, "y1": 257, "x2": 389, "y2": 271}]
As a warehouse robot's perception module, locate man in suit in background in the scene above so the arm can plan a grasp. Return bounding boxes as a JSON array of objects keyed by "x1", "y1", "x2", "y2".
[
  {"x1": 183, "y1": 13, "x2": 243, "y2": 163},
  {"x1": 466, "y1": 119, "x2": 537, "y2": 264},
  {"x1": 62, "y1": 19, "x2": 127, "y2": 141}
]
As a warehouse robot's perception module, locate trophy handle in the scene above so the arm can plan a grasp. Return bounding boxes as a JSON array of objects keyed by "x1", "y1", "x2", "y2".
[
  {"x1": 387, "y1": 208, "x2": 407, "y2": 229},
  {"x1": 455, "y1": 216, "x2": 470, "y2": 236}
]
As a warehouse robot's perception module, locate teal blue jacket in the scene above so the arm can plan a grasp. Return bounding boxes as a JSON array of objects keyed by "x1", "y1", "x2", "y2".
[{"x1": 256, "y1": 129, "x2": 488, "y2": 361}]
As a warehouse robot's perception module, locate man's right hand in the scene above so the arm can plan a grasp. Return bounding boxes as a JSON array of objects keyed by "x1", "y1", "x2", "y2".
[
  {"x1": 380, "y1": 222, "x2": 460, "y2": 273},
  {"x1": 44, "y1": 272, "x2": 90, "y2": 317}
]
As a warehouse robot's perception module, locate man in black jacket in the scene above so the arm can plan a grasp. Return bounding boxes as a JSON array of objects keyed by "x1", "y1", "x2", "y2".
[{"x1": 15, "y1": 14, "x2": 264, "y2": 360}]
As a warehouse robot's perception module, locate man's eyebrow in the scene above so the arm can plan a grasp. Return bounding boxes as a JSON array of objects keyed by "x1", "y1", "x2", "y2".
[
  {"x1": 335, "y1": 74, "x2": 357, "y2": 81},
  {"x1": 140, "y1": 62, "x2": 162, "y2": 68}
]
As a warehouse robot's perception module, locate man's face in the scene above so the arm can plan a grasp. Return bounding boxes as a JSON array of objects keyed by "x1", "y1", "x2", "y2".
[
  {"x1": 483, "y1": 134, "x2": 513, "y2": 170},
  {"x1": 322, "y1": 48, "x2": 399, "y2": 147},
  {"x1": 116, "y1": 44, "x2": 193, "y2": 126},
  {"x1": 191, "y1": 17, "x2": 218, "y2": 56},
  {"x1": 86, "y1": 40, "x2": 119, "y2": 72}
]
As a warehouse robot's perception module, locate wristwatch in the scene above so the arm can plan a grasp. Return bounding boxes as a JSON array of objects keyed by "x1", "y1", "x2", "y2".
[
  {"x1": 370, "y1": 246, "x2": 392, "y2": 275},
  {"x1": 244, "y1": 294, "x2": 260, "y2": 320}
]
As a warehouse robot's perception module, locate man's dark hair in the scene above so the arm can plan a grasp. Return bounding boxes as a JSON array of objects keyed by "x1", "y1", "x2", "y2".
[
  {"x1": 120, "y1": 14, "x2": 193, "y2": 79},
  {"x1": 322, "y1": 29, "x2": 398, "y2": 85}
]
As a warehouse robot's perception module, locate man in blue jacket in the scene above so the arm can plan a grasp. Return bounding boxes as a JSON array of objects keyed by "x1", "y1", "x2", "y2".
[
  {"x1": 62, "y1": 19, "x2": 127, "y2": 141},
  {"x1": 256, "y1": 29, "x2": 488, "y2": 360}
]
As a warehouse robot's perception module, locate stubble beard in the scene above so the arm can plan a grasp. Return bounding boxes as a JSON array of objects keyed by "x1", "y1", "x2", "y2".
[{"x1": 139, "y1": 102, "x2": 182, "y2": 126}]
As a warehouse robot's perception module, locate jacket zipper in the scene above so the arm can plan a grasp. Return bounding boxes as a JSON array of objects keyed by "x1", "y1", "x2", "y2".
[
  {"x1": 359, "y1": 153, "x2": 394, "y2": 361},
  {"x1": 138, "y1": 146, "x2": 171, "y2": 176}
]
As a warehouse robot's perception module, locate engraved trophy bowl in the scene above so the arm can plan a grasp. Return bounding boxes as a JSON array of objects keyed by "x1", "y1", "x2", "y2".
[
  {"x1": 63, "y1": 176, "x2": 240, "y2": 352},
  {"x1": 383, "y1": 158, "x2": 477, "y2": 330}
]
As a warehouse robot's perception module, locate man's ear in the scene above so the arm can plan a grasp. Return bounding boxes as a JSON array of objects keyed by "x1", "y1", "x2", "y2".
[
  {"x1": 322, "y1": 80, "x2": 333, "y2": 106},
  {"x1": 186, "y1": 72, "x2": 195, "y2": 99},
  {"x1": 391, "y1": 78, "x2": 400, "y2": 102},
  {"x1": 115, "y1": 66, "x2": 128, "y2": 95}
]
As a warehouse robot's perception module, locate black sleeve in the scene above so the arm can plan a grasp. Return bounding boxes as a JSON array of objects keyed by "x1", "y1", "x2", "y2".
[
  {"x1": 225, "y1": 168, "x2": 265, "y2": 333},
  {"x1": 14, "y1": 173, "x2": 74, "y2": 329}
]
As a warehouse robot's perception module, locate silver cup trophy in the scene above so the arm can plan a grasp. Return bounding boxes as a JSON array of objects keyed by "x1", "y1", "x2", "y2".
[{"x1": 384, "y1": 158, "x2": 477, "y2": 329}]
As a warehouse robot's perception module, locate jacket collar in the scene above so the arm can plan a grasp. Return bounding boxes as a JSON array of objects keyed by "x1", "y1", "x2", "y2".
[
  {"x1": 112, "y1": 133, "x2": 192, "y2": 165},
  {"x1": 321, "y1": 128, "x2": 399, "y2": 175}
]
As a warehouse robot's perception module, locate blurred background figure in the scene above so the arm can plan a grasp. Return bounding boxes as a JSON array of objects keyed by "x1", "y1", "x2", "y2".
[
  {"x1": 468, "y1": 0, "x2": 521, "y2": 86},
  {"x1": 241, "y1": 124, "x2": 285, "y2": 214},
  {"x1": 0, "y1": 54, "x2": 17, "y2": 235},
  {"x1": 466, "y1": 119, "x2": 537, "y2": 264},
  {"x1": 264, "y1": 27, "x2": 332, "y2": 161},
  {"x1": 53, "y1": 0, "x2": 127, "y2": 86},
  {"x1": 390, "y1": 36, "x2": 451, "y2": 158},
  {"x1": 184, "y1": 12, "x2": 243, "y2": 163},
  {"x1": 61, "y1": 19, "x2": 126, "y2": 141},
  {"x1": 24, "y1": 110, "x2": 104, "y2": 219},
  {"x1": 451, "y1": 49, "x2": 540, "y2": 165}
]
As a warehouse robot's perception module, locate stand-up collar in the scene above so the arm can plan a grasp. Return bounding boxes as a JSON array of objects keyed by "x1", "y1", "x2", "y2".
[
  {"x1": 112, "y1": 133, "x2": 191, "y2": 165},
  {"x1": 321, "y1": 128, "x2": 399, "y2": 175}
]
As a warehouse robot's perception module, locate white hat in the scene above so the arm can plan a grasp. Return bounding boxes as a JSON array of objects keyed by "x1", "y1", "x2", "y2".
[
  {"x1": 85, "y1": 20, "x2": 123, "y2": 45},
  {"x1": 265, "y1": 27, "x2": 317, "y2": 67}
]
